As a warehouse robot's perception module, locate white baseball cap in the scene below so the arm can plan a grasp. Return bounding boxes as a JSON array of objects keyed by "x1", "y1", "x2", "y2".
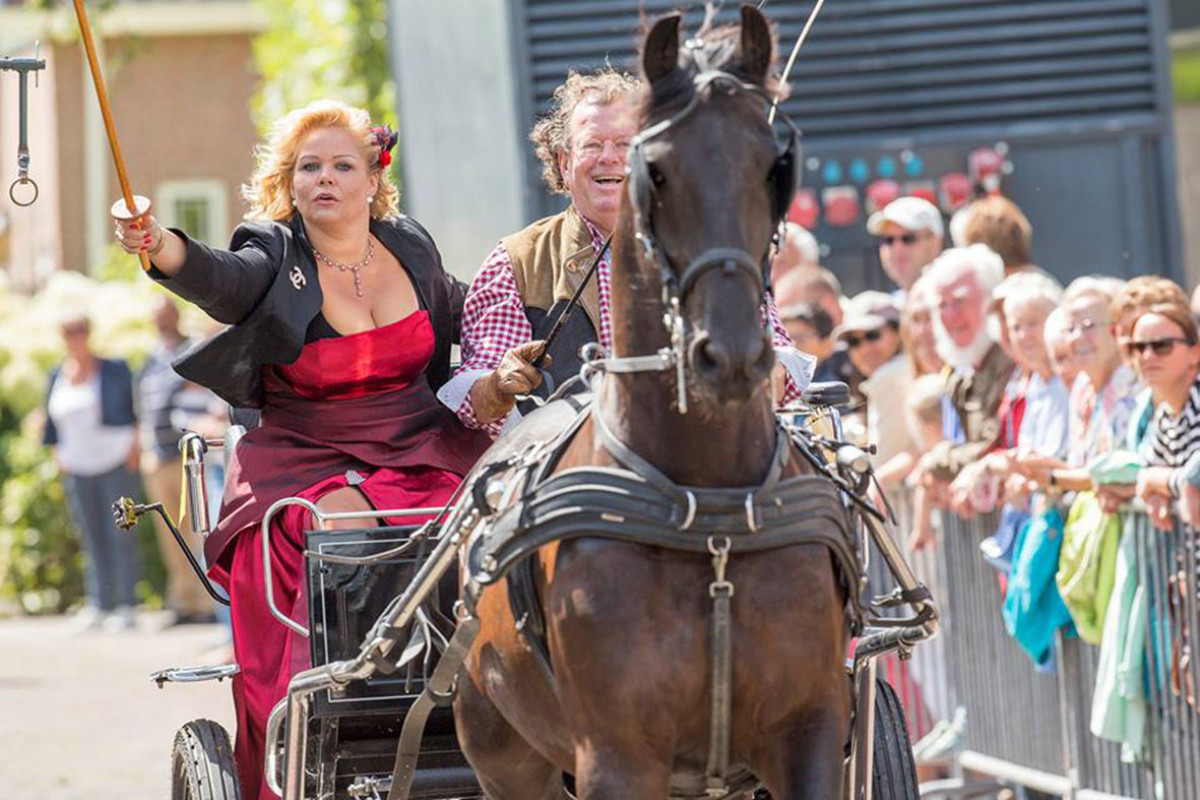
[{"x1": 867, "y1": 196, "x2": 945, "y2": 239}]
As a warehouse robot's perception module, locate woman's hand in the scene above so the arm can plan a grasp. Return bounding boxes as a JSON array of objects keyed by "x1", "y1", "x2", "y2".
[
  {"x1": 1096, "y1": 483, "x2": 1135, "y2": 515},
  {"x1": 111, "y1": 200, "x2": 185, "y2": 273},
  {"x1": 470, "y1": 341, "x2": 551, "y2": 423}
]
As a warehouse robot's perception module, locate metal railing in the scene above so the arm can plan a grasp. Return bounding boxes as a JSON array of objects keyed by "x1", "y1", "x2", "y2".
[{"x1": 895, "y1": 496, "x2": 1200, "y2": 798}]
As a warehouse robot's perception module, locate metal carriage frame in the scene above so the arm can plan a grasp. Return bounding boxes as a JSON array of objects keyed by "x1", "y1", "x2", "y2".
[{"x1": 122, "y1": 383, "x2": 938, "y2": 800}]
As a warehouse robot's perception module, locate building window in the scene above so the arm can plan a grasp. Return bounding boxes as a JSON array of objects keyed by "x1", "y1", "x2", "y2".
[{"x1": 155, "y1": 180, "x2": 228, "y2": 246}]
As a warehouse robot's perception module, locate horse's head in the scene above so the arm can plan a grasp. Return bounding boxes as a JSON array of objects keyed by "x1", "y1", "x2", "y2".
[{"x1": 628, "y1": 6, "x2": 798, "y2": 406}]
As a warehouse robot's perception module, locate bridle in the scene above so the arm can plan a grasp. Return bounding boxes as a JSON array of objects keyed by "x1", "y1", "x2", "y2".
[{"x1": 583, "y1": 66, "x2": 802, "y2": 413}]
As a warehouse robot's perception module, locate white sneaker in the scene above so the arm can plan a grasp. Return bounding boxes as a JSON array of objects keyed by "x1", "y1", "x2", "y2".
[
  {"x1": 102, "y1": 606, "x2": 137, "y2": 633},
  {"x1": 69, "y1": 605, "x2": 106, "y2": 634}
]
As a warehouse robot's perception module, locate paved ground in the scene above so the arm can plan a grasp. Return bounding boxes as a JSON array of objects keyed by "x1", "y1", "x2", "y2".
[{"x1": 0, "y1": 612, "x2": 237, "y2": 799}]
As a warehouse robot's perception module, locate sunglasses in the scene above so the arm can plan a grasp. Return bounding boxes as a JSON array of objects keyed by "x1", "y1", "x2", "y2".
[
  {"x1": 878, "y1": 233, "x2": 921, "y2": 247},
  {"x1": 844, "y1": 329, "x2": 884, "y2": 349},
  {"x1": 1124, "y1": 337, "x2": 1193, "y2": 357}
]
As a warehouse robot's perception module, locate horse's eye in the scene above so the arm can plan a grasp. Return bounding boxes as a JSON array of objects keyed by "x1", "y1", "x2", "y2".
[{"x1": 648, "y1": 164, "x2": 667, "y2": 188}]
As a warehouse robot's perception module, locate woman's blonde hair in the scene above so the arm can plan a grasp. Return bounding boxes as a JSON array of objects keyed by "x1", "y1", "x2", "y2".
[{"x1": 242, "y1": 100, "x2": 399, "y2": 221}]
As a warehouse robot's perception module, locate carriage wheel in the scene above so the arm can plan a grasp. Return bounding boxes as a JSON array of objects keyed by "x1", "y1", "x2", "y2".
[
  {"x1": 871, "y1": 678, "x2": 919, "y2": 800},
  {"x1": 171, "y1": 719, "x2": 242, "y2": 800}
]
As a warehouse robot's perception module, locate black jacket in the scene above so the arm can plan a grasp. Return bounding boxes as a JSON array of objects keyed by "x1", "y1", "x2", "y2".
[
  {"x1": 149, "y1": 215, "x2": 466, "y2": 408},
  {"x1": 43, "y1": 358, "x2": 136, "y2": 445}
]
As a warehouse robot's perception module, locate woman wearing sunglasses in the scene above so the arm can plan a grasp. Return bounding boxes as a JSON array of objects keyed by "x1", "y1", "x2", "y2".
[{"x1": 1129, "y1": 301, "x2": 1200, "y2": 528}]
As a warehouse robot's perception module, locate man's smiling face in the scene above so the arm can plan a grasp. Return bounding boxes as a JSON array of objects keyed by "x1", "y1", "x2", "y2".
[{"x1": 558, "y1": 96, "x2": 637, "y2": 235}]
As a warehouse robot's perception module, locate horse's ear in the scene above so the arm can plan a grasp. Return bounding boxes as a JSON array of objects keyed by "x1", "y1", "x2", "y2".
[
  {"x1": 739, "y1": 4, "x2": 774, "y2": 82},
  {"x1": 642, "y1": 13, "x2": 681, "y2": 84}
]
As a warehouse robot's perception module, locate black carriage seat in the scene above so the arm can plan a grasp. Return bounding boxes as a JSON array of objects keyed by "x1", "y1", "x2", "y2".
[{"x1": 800, "y1": 380, "x2": 850, "y2": 408}]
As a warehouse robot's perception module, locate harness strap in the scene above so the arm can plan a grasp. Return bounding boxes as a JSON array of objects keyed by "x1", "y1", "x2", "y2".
[
  {"x1": 386, "y1": 616, "x2": 480, "y2": 800},
  {"x1": 705, "y1": 537, "x2": 734, "y2": 794},
  {"x1": 591, "y1": 404, "x2": 790, "y2": 502}
]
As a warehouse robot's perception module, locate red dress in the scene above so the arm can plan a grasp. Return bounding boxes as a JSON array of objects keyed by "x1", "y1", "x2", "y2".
[{"x1": 210, "y1": 311, "x2": 489, "y2": 800}]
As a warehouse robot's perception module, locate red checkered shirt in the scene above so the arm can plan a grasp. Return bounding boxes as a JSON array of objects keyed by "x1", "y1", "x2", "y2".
[{"x1": 436, "y1": 210, "x2": 811, "y2": 435}]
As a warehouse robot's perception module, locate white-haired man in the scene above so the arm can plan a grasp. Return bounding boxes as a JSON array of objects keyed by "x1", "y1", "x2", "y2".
[{"x1": 918, "y1": 244, "x2": 1014, "y2": 481}]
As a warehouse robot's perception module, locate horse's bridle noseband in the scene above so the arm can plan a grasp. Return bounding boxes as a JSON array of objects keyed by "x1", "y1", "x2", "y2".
[{"x1": 587, "y1": 68, "x2": 802, "y2": 412}]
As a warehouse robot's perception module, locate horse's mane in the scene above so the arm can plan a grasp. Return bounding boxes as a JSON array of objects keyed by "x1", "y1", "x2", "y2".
[{"x1": 640, "y1": 20, "x2": 782, "y2": 118}]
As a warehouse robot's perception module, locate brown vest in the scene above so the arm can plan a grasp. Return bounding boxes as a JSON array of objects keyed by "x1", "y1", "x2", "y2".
[{"x1": 500, "y1": 206, "x2": 602, "y2": 336}]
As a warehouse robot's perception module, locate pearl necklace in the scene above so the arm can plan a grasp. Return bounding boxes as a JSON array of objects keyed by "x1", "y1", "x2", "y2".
[{"x1": 313, "y1": 238, "x2": 374, "y2": 298}]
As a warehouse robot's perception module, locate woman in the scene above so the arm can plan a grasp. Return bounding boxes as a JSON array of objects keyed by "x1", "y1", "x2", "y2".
[
  {"x1": 1018, "y1": 279, "x2": 1137, "y2": 493},
  {"x1": 1129, "y1": 301, "x2": 1200, "y2": 527},
  {"x1": 112, "y1": 100, "x2": 490, "y2": 800},
  {"x1": 957, "y1": 281, "x2": 1068, "y2": 515},
  {"x1": 899, "y1": 274, "x2": 944, "y2": 378},
  {"x1": 43, "y1": 314, "x2": 141, "y2": 633}
]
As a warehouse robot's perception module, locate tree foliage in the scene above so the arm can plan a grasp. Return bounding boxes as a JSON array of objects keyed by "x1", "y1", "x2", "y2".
[{"x1": 251, "y1": 0, "x2": 396, "y2": 131}]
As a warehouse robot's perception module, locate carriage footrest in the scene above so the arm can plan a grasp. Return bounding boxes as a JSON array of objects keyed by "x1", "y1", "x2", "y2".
[
  {"x1": 345, "y1": 765, "x2": 481, "y2": 798},
  {"x1": 150, "y1": 663, "x2": 240, "y2": 688}
]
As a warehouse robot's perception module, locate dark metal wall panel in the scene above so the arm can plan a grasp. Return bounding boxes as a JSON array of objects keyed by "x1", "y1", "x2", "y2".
[
  {"x1": 520, "y1": 1, "x2": 1161, "y2": 139},
  {"x1": 512, "y1": 0, "x2": 1182, "y2": 286}
]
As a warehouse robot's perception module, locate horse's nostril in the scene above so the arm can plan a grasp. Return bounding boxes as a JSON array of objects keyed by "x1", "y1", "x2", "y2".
[{"x1": 690, "y1": 335, "x2": 728, "y2": 376}]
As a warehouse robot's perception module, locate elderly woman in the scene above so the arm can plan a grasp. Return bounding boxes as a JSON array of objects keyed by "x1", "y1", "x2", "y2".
[
  {"x1": 111, "y1": 100, "x2": 490, "y2": 799},
  {"x1": 1018, "y1": 278, "x2": 1137, "y2": 493},
  {"x1": 952, "y1": 278, "x2": 1068, "y2": 514},
  {"x1": 899, "y1": 273, "x2": 944, "y2": 378}
]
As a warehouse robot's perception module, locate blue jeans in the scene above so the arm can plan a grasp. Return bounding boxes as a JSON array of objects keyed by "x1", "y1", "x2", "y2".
[{"x1": 61, "y1": 464, "x2": 141, "y2": 610}]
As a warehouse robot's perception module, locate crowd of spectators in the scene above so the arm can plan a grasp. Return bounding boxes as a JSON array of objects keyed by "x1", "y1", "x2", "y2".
[{"x1": 774, "y1": 193, "x2": 1200, "y2": 762}]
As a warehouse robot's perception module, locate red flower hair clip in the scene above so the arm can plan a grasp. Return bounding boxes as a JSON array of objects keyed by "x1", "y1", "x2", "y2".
[{"x1": 371, "y1": 124, "x2": 398, "y2": 169}]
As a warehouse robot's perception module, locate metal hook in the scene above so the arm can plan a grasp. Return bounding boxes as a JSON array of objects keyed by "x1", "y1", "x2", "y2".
[
  {"x1": 2, "y1": 43, "x2": 47, "y2": 207},
  {"x1": 9, "y1": 177, "x2": 38, "y2": 207}
]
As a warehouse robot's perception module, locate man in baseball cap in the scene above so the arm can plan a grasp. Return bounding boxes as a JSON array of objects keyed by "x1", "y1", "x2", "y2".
[{"x1": 867, "y1": 196, "x2": 945, "y2": 299}]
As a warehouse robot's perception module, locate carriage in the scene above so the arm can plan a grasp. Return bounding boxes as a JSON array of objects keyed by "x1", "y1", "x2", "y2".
[
  {"x1": 110, "y1": 8, "x2": 941, "y2": 799},
  {"x1": 117, "y1": 376, "x2": 936, "y2": 800}
]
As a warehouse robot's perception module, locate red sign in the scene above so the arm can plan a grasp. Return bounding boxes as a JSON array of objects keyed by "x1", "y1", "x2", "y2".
[
  {"x1": 788, "y1": 188, "x2": 819, "y2": 229},
  {"x1": 938, "y1": 172, "x2": 974, "y2": 213},
  {"x1": 903, "y1": 181, "x2": 937, "y2": 207},
  {"x1": 822, "y1": 186, "x2": 860, "y2": 228},
  {"x1": 865, "y1": 179, "x2": 901, "y2": 215}
]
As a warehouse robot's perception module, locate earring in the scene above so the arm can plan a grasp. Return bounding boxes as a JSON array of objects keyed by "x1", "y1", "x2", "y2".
[{"x1": 368, "y1": 195, "x2": 375, "y2": 204}]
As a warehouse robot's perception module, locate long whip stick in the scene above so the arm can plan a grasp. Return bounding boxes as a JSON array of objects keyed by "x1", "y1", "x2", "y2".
[
  {"x1": 768, "y1": 0, "x2": 828, "y2": 124},
  {"x1": 71, "y1": 0, "x2": 151, "y2": 272}
]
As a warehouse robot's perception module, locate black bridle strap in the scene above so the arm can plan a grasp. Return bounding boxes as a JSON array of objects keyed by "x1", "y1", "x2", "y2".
[
  {"x1": 674, "y1": 246, "x2": 766, "y2": 301},
  {"x1": 531, "y1": 235, "x2": 612, "y2": 370}
]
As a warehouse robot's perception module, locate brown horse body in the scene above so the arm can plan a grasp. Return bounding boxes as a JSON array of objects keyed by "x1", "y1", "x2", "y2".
[{"x1": 454, "y1": 9, "x2": 850, "y2": 799}]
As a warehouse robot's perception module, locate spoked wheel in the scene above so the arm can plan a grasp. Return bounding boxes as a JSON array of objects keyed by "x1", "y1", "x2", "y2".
[
  {"x1": 171, "y1": 719, "x2": 242, "y2": 800},
  {"x1": 871, "y1": 678, "x2": 919, "y2": 800}
]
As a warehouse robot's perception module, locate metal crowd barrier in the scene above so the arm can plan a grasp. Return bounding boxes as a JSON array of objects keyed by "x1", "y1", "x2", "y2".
[{"x1": 893, "y1": 499, "x2": 1200, "y2": 799}]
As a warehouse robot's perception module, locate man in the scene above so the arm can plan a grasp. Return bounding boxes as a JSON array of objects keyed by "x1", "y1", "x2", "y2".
[
  {"x1": 136, "y1": 297, "x2": 219, "y2": 625},
  {"x1": 774, "y1": 265, "x2": 844, "y2": 328},
  {"x1": 917, "y1": 244, "x2": 1014, "y2": 481},
  {"x1": 834, "y1": 292, "x2": 912, "y2": 465},
  {"x1": 769, "y1": 222, "x2": 820, "y2": 284},
  {"x1": 440, "y1": 69, "x2": 812, "y2": 432},
  {"x1": 866, "y1": 196, "x2": 945, "y2": 300}
]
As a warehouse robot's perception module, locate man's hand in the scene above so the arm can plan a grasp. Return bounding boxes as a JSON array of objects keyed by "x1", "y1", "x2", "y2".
[{"x1": 470, "y1": 341, "x2": 550, "y2": 424}]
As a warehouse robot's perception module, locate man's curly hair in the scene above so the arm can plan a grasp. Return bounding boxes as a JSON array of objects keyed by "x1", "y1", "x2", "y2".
[{"x1": 530, "y1": 68, "x2": 641, "y2": 195}]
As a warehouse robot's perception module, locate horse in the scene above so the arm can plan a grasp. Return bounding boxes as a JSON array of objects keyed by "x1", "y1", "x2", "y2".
[{"x1": 453, "y1": 8, "x2": 855, "y2": 799}]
